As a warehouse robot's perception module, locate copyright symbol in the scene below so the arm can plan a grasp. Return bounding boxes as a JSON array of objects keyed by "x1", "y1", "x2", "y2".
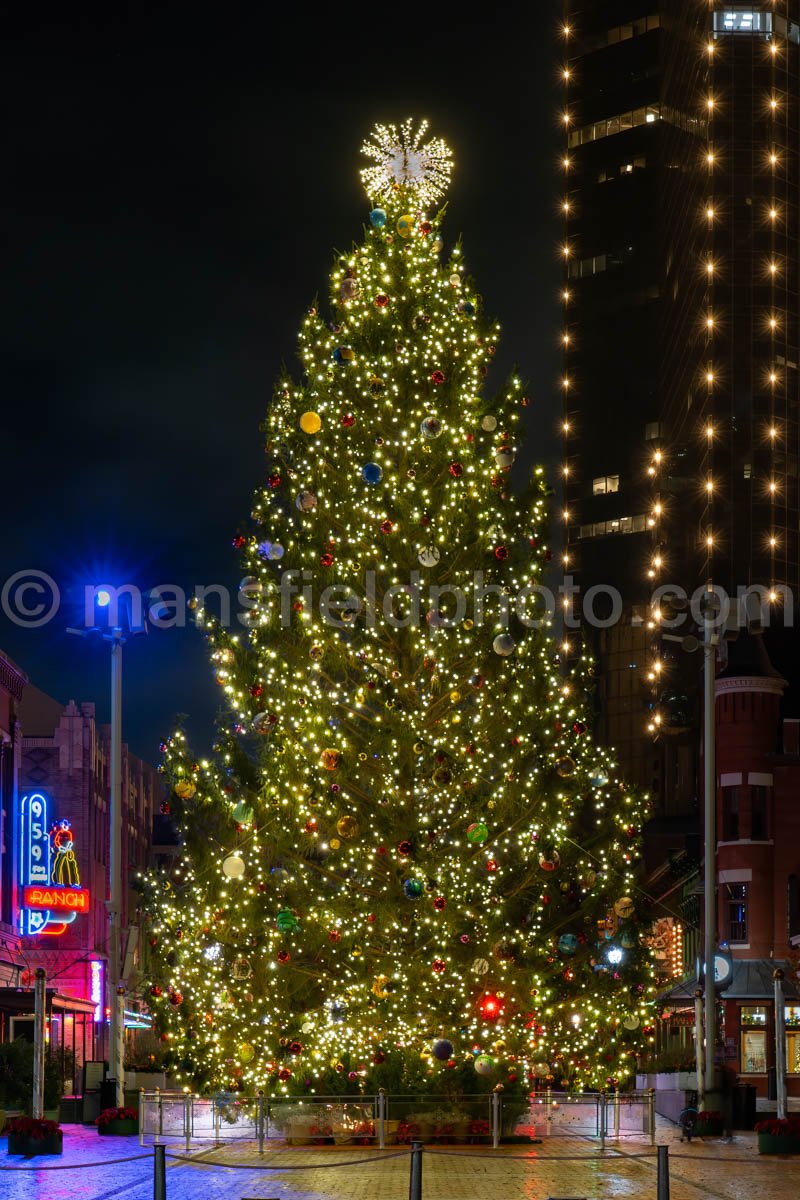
[{"x1": 1, "y1": 570, "x2": 61, "y2": 628}]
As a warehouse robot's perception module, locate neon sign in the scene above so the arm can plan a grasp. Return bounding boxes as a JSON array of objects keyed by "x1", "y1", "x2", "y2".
[
  {"x1": 91, "y1": 960, "x2": 103, "y2": 1022},
  {"x1": 18, "y1": 793, "x2": 90, "y2": 937}
]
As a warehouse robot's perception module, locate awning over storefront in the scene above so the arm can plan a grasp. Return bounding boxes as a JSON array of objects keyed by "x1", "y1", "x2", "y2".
[{"x1": 658, "y1": 959, "x2": 800, "y2": 1005}]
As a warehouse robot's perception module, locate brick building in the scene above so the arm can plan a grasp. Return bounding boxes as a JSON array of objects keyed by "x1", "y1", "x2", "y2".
[
  {"x1": 659, "y1": 633, "x2": 800, "y2": 1102},
  {"x1": 0, "y1": 650, "x2": 26, "y2": 986},
  {"x1": 0, "y1": 650, "x2": 160, "y2": 1074}
]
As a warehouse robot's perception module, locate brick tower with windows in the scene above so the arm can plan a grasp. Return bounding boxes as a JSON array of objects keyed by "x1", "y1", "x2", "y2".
[{"x1": 714, "y1": 633, "x2": 800, "y2": 1095}]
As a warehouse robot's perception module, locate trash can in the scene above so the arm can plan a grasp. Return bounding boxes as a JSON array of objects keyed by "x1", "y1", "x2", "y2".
[
  {"x1": 731, "y1": 1084, "x2": 757, "y2": 1131},
  {"x1": 100, "y1": 1078, "x2": 118, "y2": 1110}
]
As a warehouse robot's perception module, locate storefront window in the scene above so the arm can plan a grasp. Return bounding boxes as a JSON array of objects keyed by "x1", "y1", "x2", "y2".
[
  {"x1": 787, "y1": 1030, "x2": 800, "y2": 1074},
  {"x1": 741, "y1": 1030, "x2": 767, "y2": 1072}
]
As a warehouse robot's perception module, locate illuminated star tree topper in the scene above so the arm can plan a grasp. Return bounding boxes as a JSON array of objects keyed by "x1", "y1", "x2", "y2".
[{"x1": 360, "y1": 118, "x2": 454, "y2": 207}]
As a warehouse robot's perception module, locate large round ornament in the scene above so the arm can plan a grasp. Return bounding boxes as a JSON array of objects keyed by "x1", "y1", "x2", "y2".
[
  {"x1": 320, "y1": 748, "x2": 341, "y2": 770},
  {"x1": 539, "y1": 849, "x2": 561, "y2": 872},
  {"x1": 622, "y1": 1014, "x2": 640, "y2": 1031},
  {"x1": 555, "y1": 756, "x2": 576, "y2": 778},
  {"x1": 340, "y1": 277, "x2": 359, "y2": 301},
  {"x1": 336, "y1": 815, "x2": 358, "y2": 839},
  {"x1": 372, "y1": 975, "x2": 391, "y2": 999},
  {"x1": 232, "y1": 802, "x2": 254, "y2": 825},
  {"x1": 532, "y1": 1061, "x2": 550, "y2": 1078},
  {"x1": 252, "y1": 711, "x2": 275, "y2": 735},
  {"x1": 471, "y1": 957, "x2": 490, "y2": 976},
  {"x1": 362, "y1": 462, "x2": 383, "y2": 485},
  {"x1": 418, "y1": 546, "x2": 441, "y2": 568},
  {"x1": 396, "y1": 214, "x2": 414, "y2": 237},
  {"x1": 614, "y1": 896, "x2": 635, "y2": 919},
  {"x1": 238, "y1": 1042, "x2": 255, "y2": 1064},
  {"x1": 370, "y1": 208, "x2": 387, "y2": 228},
  {"x1": 474, "y1": 1054, "x2": 494, "y2": 1077},
  {"x1": 231, "y1": 956, "x2": 252, "y2": 980},
  {"x1": 403, "y1": 877, "x2": 424, "y2": 899},
  {"x1": 222, "y1": 853, "x2": 245, "y2": 879},
  {"x1": 481, "y1": 415, "x2": 498, "y2": 432},
  {"x1": 495, "y1": 447, "x2": 516, "y2": 469},
  {"x1": 300, "y1": 411, "x2": 322, "y2": 435},
  {"x1": 332, "y1": 346, "x2": 355, "y2": 365},
  {"x1": 432, "y1": 1038, "x2": 453, "y2": 1061},
  {"x1": 466, "y1": 821, "x2": 489, "y2": 845},
  {"x1": 296, "y1": 490, "x2": 318, "y2": 512},
  {"x1": 420, "y1": 416, "x2": 442, "y2": 439},
  {"x1": 493, "y1": 633, "x2": 515, "y2": 656},
  {"x1": 589, "y1": 767, "x2": 610, "y2": 787},
  {"x1": 558, "y1": 933, "x2": 579, "y2": 957},
  {"x1": 173, "y1": 780, "x2": 196, "y2": 801}
]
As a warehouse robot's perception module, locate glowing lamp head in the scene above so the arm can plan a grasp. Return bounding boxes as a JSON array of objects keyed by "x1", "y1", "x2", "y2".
[
  {"x1": 607, "y1": 946, "x2": 624, "y2": 966},
  {"x1": 96, "y1": 589, "x2": 111, "y2": 608},
  {"x1": 479, "y1": 992, "x2": 504, "y2": 1021}
]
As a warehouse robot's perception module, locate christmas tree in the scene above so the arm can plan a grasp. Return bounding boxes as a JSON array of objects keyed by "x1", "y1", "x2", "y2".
[{"x1": 143, "y1": 121, "x2": 654, "y2": 1098}]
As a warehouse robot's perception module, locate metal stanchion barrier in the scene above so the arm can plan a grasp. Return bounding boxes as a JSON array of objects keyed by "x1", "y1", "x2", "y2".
[
  {"x1": 154, "y1": 1142, "x2": 166, "y2": 1200},
  {"x1": 598, "y1": 1093, "x2": 606, "y2": 1150},
  {"x1": 656, "y1": 1144, "x2": 670, "y2": 1200},
  {"x1": 257, "y1": 1091, "x2": 265, "y2": 1155},
  {"x1": 378, "y1": 1088, "x2": 386, "y2": 1149},
  {"x1": 184, "y1": 1093, "x2": 191, "y2": 1152},
  {"x1": 408, "y1": 1139, "x2": 423, "y2": 1200},
  {"x1": 491, "y1": 1090, "x2": 501, "y2": 1149}
]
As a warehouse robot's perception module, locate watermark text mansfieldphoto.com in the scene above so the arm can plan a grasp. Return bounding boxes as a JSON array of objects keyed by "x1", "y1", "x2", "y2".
[{"x1": 0, "y1": 570, "x2": 794, "y2": 633}]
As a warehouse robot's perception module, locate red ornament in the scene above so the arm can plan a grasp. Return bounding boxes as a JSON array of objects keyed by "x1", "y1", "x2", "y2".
[
  {"x1": 232, "y1": 534, "x2": 246, "y2": 549},
  {"x1": 377, "y1": 845, "x2": 387, "y2": 855},
  {"x1": 479, "y1": 992, "x2": 504, "y2": 1021},
  {"x1": 328, "y1": 929, "x2": 342, "y2": 943},
  {"x1": 572, "y1": 721, "x2": 586, "y2": 735},
  {"x1": 431, "y1": 370, "x2": 446, "y2": 385},
  {"x1": 289, "y1": 1041, "x2": 303, "y2": 1055},
  {"x1": 374, "y1": 293, "x2": 389, "y2": 308},
  {"x1": 397, "y1": 840, "x2": 413, "y2": 856},
  {"x1": 250, "y1": 684, "x2": 264, "y2": 698},
  {"x1": 168, "y1": 991, "x2": 183, "y2": 1006},
  {"x1": 341, "y1": 412, "x2": 356, "y2": 427},
  {"x1": 491, "y1": 476, "x2": 502, "y2": 487},
  {"x1": 267, "y1": 473, "x2": 281, "y2": 489},
  {"x1": 449, "y1": 462, "x2": 463, "y2": 478},
  {"x1": 432, "y1": 958, "x2": 446, "y2": 973},
  {"x1": 486, "y1": 859, "x2": 498, "y2": 872},
  {"x1": 277, "y1": 950, "x2": 291, "y2": 963},
  {"x1": 380, "y1": 519, "x2": 394, "y2": 534},
  {"x1": 420, "y1": 221, "x2": 432, "y2": 235},
  {"x1": 304, "y1": 819, "x2": 318, "y2": 833},
  {"x1": 495, "y1": 546, "x2": 508, "y2": 560},
  {"x1": 278, "y1": 1068, "x2": 292, "y2": 1081},
  {"x1": 320, "y1": 552, "x2": 334, "y2": 567},
  {"x1": 372, "y1": 1051, "x2": 386, "y2": 1064},
  {"x1": 433, "y1": 896, "x2": 446, "y2": 910},
  {"x1": 367, "y1": 913, "x2": 377, "y2": 923},
  {"x1": 149, "y1": 985, "x2": 163, "y2": 998},
  {"x1": 159, "y1": 801, "x2": 171, "y2": 816}
]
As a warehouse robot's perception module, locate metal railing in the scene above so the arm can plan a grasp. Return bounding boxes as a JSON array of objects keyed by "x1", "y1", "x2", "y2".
[{"x1": 139, "y1": 1087, "x2": 655, "y2": 1151}]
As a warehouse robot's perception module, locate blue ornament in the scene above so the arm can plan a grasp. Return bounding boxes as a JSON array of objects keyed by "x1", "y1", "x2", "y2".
[
  {"x1": 432, "y1": 1038, "x2": 453, "y2": 1061},
  {"x1": 370, "y1": 208, "x2": 387, "y2": 228},
  {"x1": 362, "y1": 462, "x2": 383, "y2": 485},
  {"x1": 558, "y1": 933, "x2": 579, "y2": 957},
  {"x1": 403, "y1": 877, "x2": 424, "y2": 899}
]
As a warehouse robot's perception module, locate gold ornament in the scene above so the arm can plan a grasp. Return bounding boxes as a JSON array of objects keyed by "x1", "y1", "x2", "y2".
[
  {"x1": 336, "y1": 815, "x2": 358, "y2": 839},
  {"x1": 320, "y1": 748, "x2": 341, "y2": 770},
  {"x1": 329, "y1": 837, "x2": 341, "y2": 850},
  {"x1": 299, "y1": 411, "x2": 322, "y2": 434}
]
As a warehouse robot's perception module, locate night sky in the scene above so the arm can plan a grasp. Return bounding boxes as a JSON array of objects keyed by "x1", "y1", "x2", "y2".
[{"x1": 1, "y1": 6, "x2": 559, "y2": 762}]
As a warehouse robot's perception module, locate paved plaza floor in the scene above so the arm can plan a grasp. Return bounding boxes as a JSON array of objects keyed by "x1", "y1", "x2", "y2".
[{"x1": 2, "y1": 1121, "x2": 799, "y2": 1200}]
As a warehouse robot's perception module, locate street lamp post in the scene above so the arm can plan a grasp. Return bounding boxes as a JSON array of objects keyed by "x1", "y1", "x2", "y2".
[
  {"x1": 702, "y1": 593, "x2": 718, "y2": 1105},
  {"x1": 108, "y1": 626, "x2": 125, "y2": 1107}
]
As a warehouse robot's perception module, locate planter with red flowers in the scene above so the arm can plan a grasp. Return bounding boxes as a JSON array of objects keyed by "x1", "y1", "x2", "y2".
[
  {"x1": 696, "y1": 1110, "x2": 724, "y2": 1137},
  {"x1": 6, "y1": 1116, "x2": 63, "y2": 1157},
  {"x1": 755, "y1": 1116, "x2": 800, "y2": 1155},
  {"x1": 96, "y1": 1107, "x2": 139, "y2": 1136}
]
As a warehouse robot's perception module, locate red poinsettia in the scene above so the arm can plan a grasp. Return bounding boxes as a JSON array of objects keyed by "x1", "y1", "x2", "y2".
[
  {"x1": 6, "y1": 1116, "x2": 61, "y2": 1139},
  {"x1": 755, "y1": 1116, "x2": 800, "y2": 1137},
  {"x1": 96, "y1": 1106, "x2": 138, "y2": 1128}
]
